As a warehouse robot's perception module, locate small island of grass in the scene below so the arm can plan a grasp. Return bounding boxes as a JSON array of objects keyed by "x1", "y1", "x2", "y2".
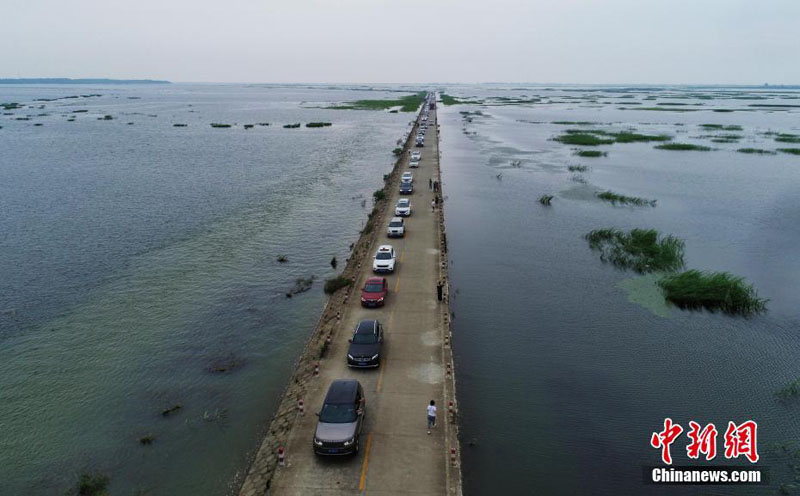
[
  {"x1": 306, "y1": 122, "x2": 332, "y2": 128},
  {"x1": 554, "y1": 133, "x2": 614, "y2": 146},
  {"x1": 331, "y1": 91, "x2": 426, "y2": 112},
  {"x1": 283, "y1": 123, "x2": 301, "y2": 128},
  {"x1": 596, "y1": 191, "x2": 656, "y2": 207},
  {"x1": 585, "y1": 228, "x2": 685, "y2": 273},
  {"x1": 657, "y1": 270, "x2": 766, "y2": 316},
  {"x1": 777, "y1": 148, "x2": 800, "y2": 155},
  {"x1": 210, "y1": 123, "x2": 232, "y2": 128},
  {"x1": 574, "y1": 150, "x2": 607, "y2": 158},
  {"x1": 655, "y1": 143, "x2": 712, "y2": 151},
  {"x1": 737, "y1": 148, "x2": 777, "y2": 155}
]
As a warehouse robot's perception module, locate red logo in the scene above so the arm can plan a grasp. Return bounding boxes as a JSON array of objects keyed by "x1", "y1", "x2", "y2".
[
  {"x1": 651, "y1": 418, "x2": 683, "y2": 465},
  {"x1": 651, "y1": 419, "x2": 758, "y2": 465},
  {"x1": 724, "y1": 420, "x2": 759, "y2": 463},
  {"x1": 686, "y1": 421, "x2": 718, "y2": 461}
]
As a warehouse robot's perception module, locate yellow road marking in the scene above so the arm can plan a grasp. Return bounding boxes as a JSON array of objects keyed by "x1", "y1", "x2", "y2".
[
  {"x1": 359, "y1": 432, "x2": 373, "y2": 491},
  {"x1": 376, "y1": 358, "x2": 387, "y2": 393}
]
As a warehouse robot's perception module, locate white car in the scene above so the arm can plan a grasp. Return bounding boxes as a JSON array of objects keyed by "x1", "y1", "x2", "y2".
[
  {"x1": 372, "y1": 245, "x2": 396, "y2": 273},
  {"x1": 395, "y1": 198, "x2": 412, "y2": 216},
  {"x1": 401, "y1": 172, "x2": 413, "y2": 183},
  {"x1": 410, "y1": 151, "x2": 421, "y2": 161},
  {"x1": 409, "y1": 159, "x2": 420, "y2": 168},
  {"x1": 387, "y1": 217, "x2": 405, "y2": 238}
]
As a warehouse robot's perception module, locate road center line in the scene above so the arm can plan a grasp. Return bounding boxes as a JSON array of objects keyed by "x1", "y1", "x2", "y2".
[{"x1": 358, "y1": 432, "x2": 374, "y2": 492}]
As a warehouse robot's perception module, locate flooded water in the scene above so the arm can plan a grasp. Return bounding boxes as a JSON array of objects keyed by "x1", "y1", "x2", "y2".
[
  {"x1": 439, "y1": 85, "x2": 800, "y2": 495},
  {"x1": 0, "y1": 84, "x2": 416, "y2": 495}
]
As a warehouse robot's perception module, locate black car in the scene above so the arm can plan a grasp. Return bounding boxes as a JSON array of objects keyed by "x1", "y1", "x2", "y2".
[
  {"x1": 313, "y1": 380, "x2": 365, "y2": 455},
  {"x1": 347, "y1": 320, "x2": 384, "y2": 368},
  {"x1": 399, "y1": 182, "x2": 413, "y2": 195}
]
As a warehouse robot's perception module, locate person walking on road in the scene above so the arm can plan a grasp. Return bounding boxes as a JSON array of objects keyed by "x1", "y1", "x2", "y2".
[
  {"x1": 427, "y1": 400, "x2": 437, "y2": 434},
  {"x1": 429, "y1": 178, "x2": 433, "y2": 190},
  {"x1": 437, "y1": 280, "x2": 444, "y2": 302},
  {"x1": 431, "y1": 199, "x2": 436, "y2": 212}
]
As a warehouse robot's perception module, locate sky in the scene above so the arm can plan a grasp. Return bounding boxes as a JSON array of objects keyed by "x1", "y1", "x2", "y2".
[{"x1": 2, "y1": 0, "x2": 799, "y2": 84}]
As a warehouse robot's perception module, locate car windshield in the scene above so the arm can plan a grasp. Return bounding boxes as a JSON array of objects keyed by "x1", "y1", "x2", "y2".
[
  {"x1": 397, "y1": 201, "x2": 408, "y2": 206},
  {"x1": 376, "y1": 252, "x2": 392, "y2": 260},
  {"x1": 389, "y1": 221, "x2": 403, "y2": 227},
  {"x1": 319, "y1": 402, "x2": 357, "y2": 423},
  {"x1": 364, "y1": 283, "x2": 383, "y2": 292},
  {"x1": 353, "y1": 332, "x2": 378, "y2": 344}
]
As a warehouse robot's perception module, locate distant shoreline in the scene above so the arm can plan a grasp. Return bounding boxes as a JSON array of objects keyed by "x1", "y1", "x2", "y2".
[{"x1": 0, "y1": 78, "x2": 170, "y2": 85}]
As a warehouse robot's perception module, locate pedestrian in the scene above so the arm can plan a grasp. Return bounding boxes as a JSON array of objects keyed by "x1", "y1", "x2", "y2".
[
  {"x1": 433, "y1": 181, "x2": 439, "y2": 192},
  {"x1": 427, "y1": 400, "x2": 437, "y2": 434},
  {"x1": 429, "y1": 178, "x2": 433, "y2": 190},
  {"x1": 431, "y1": 199, "x2": 436, "y2": 212},
  {"x1": 437, "y1": 280, "x2": 443, "y2": 302}
]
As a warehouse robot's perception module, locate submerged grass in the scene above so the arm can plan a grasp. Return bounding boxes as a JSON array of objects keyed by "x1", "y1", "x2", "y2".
[
  {"x1": 67, "y1": 472, "x2": 110, "y2": 496},
  {"x1": 568, "y1": 165, "x2": 589, "y2": 172},
  {"x1": 574, "y1": 150, "x2": 607, "y2": 157},
  {"x1": 554, "y1": 133, "x2": 614, "y2": 146},
  {"x1": 283, "y1": 123, "x2": 301, "y2": 128},
  {"x1": 585, "y1": 228, "x2": 685, "y2": 273},
  {"x1": 778, "y1": 148, "x2": 800, "y2": 155},
  {"x1": 700, "y1": 124, "x2": 743, "y2": 131},
  {"x1": 655, "y1": 143, "x2": 712, "y2": 151},
  {"x1": 332, "y1": 91, "x2": 426, "y2": 112},
  {"x1": 210, "y1": 123, "x2": 232, "y2": 128},
  {"x1": 775, "y1": 134, "x2": 800, "y2": 144},
  {"x1": 657, "y1": 270, "x2": 767, "y2": 316},
  {"x1": 737, "y1": 148, "x2": 777, "y2": 155},
  {"x1": 538, "y1": 194, "x2": 554, "y2": 206},
  {"x1": 610, "y1": 131, "x2": 671, "y2": 143},
  {"x1": 306, "y1": 122, "x2": 332, "y2": 128},
  {"x1": 596, "y1": 191, "x2": 656, "y2": 207}
]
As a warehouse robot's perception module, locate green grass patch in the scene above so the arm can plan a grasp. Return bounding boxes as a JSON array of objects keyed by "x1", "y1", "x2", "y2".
[
  {"x1": 283, "y1": 123, "x2": 301, "y2": 128},
  {"x1": 628, "y1": 107, "x2": 701, "y2": 112},
  {"x1": 585, "y1": 228, "x2": 685, "y2": 273},
  {"x1": 552, "y1": 120, "x2": 601, "y2": 125},
  {"x1": 306, "y1": 122, "x2": 332, "y2": 128},
  {"x1": 778, "y1": 148, "x2": 800, "y2": 155},
  {"x1": 775, "y1": 134, "x2": 800, "y2": 144},
  {"x1": 538, "y1": 194, "x2": 553, "y2": 206},
  {"x1": 554, "y1": 133, "x2": 614, "y2": 146},
  {"x1": 657, "y1": 270, "x2": 767, "y2": 316},
  {"x1": 210, "y1": 123, "x2": 232, "y2": 128},
  {"x1": 574, "y1": 150, "x2": 607, "y2": 158},
  {"x1": 596, "y1": 191, "x2": 656, "y2": 207},
  {"x1": 568, "y1": 165, "x2": 589, "y2": 172},
  {"x1": 700, "y1": 124, "x2": 743, "y2": 131},
  {"x1": 610, "y1": 131, "x2": 672, "y2": 143},
  {"x1": 373, "y1": 189, "x2": 387, "y2": 202},
  {"x1": 244, "y1": 124, "x2": 254, "y2": 129},
  {"x1": 67, "y1": 472, "x2": 110, "y2": 496},
  {"x1": 737, "y1": 148, "x2": 777, "y2": 155},
  {"x1": 324, "y1": 275, "x2": 352, "y2": 295},
  {"x1": 392, "y1": 147, "x2": 403, "y2": 156},
  {"x1": 777, "y1": 379, "x2": 800, "y2": 399},
  {"x1": 655, "y1": 143, "x2": 712, "y2": 151},
  {"x1": 139, "y1": 434, "x2": 155, "y2": 445},
  {"x1": 173, "y1": 123, "x2": 187, "y2": 127},
  {"x1": 332, "y1": 91, "x2": 426, "y2": 112}
]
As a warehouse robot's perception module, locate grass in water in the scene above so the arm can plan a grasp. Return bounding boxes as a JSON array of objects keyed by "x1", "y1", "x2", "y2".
[
  {"x1": 737, "y1": 148, "x2": 777, "y2": 155},
  {"x1": 596, "y1": 191, "x2": 656, "y2": 207},
  {"x1": 67, "y1": 472, "x2": 110, "y2": 496},
  {"x1": 554, "y1": 133, "x2": 614, "y2": 146},
  {"x1": 332, "y1": 91, "x2": 426, "y2": 112},
  {"x1": 568, "y1": 165, "x2": 589, "y2": 172},
  {"x1": 610, "y1": 131, "x2": 672, "y2": 143},
  {"x1": 538, "y1": 194, "x2": 554, "y2": 206},
  {"x1": 657, "y1": 270, "x2": 767, "y2": 316},
  {"x1": 777, "y1": 379, "x2": 800, "y2": 399},
  {"x1": 210, "y1": 123, "x2": 232, "y2": 128},
  {"x1": 777, "y1": 148, "x2": 800, "y2": 155},
  {"x1": 552, "y1": 120, "x2": 601, "y2": 125},
  {"x1": 700, "y1": 124, "x2": 743, "y2": 131},
  {"x1": 173, "y1": 123, "x2": 187, "y2": 127},
  {"x1": 655, "y1": 143, "x2": 712, "y2": 151},
  {"x1": 775, "y1": 134, "x2": 800, "y2": 144},
  {"x1": 283, "y1": 123, "x2": 301, "y2": 128},
  {"x1": 306, "y1": 122, "x2": 332, "y2": 128},
  {"x1": 574, "y1": 150, "x2": 607, "y2": 157},
  {"x1": 324, "y1": 275, "x2": 352, "y2": 294},
  {"x1": 585, "y1": 228, "x2": 685, "y2": 273}
]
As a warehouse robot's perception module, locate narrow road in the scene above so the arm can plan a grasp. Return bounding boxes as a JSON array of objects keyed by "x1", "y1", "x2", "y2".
[{"x1": 266, "y1": 100, "x2": 457, "y2": 495}]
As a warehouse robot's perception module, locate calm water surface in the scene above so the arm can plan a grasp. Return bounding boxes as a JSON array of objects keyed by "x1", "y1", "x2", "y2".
[
  {"x1": 0, "y1": 83, "x2": 416, "y2": 495},
  {"x1": 439, "y1": 85, "x2": 800, "y2": 495}
]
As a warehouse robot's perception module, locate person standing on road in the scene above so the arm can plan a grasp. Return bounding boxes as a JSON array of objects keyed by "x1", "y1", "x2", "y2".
[
  {"x1": 427, "y1": 400, "x2": 437, "y2": 434},
  {"x1": 429, "y1": 178, "x2": 433, "y2": 190},
  {"x1": 431, "y1": 199, "x2": 436, "y2": 212},
  {"x1": 437, "y1": 280, "x2": 444, "y2": 302}
]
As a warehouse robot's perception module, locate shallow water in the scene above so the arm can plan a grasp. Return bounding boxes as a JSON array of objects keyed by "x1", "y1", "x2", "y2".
[
  {"x1": 0, "y1": 84, "x2": 415, "y2": 494},
  {"x1": 439, "y1": 85, "x2": 800, "y2": 495}
]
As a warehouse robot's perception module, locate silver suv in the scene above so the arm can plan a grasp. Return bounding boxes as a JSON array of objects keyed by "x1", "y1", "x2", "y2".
[{"x1": 313, "y1": 380, "x2": 365, "y2": 455}]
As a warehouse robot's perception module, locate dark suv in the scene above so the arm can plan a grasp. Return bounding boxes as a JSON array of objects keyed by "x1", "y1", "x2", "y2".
[
  {"x1": 347, "y1": 320, "x2": 384, "y2": 368},
  {"x1": 313, "y1": 380, "x2": 365, "y2": 455}
]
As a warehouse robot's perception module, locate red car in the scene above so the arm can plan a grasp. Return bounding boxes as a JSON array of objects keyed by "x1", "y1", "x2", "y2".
[{"x1": 361, "y1": 277, "x2": 388, "y2": 307}]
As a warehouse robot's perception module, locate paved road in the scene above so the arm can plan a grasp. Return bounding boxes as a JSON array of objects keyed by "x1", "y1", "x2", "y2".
[{"x1": 269, "y1": 104, "x2": 453, "y2": 495}]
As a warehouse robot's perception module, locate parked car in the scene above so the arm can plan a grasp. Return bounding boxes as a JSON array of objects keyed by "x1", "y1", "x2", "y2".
[
  {"x1": 401, "y1": 172, "x2": 413, "y2": 183},
  {"x1": 372, "y1": 245, "x2": 396, "y2": 273},
  {"x1": 361, "y1": 277, "x2": 387, "y2": 307},
  {"x1": 415, "y1": 140, "x2": 424, "y2": 148},
  {"x1": 410, "y1": 151, "x2": 421, "y2": 161},
  {"x1": 313, "y1": 380, "x2": 365, "y2": 455},
  {"x1": 387, "y1": 217, "x2": 405, "y2": 238},
  {"x1": 409, "y1": 159, "x2": 420, "y2": 168},
  {"x1": 399, "y1": 182, "x2": 413, "y2": 194},
  {"x1": 347, "y1": 320, "x2": 384, "y2": 368},
  {"x1": 395, "y1": 198, "x2": 412, "y2": 216}
]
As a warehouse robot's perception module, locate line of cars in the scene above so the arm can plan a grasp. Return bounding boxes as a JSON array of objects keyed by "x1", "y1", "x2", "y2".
[{"x1": 313, "y1": 94, "x2": 436, "y2": 456}]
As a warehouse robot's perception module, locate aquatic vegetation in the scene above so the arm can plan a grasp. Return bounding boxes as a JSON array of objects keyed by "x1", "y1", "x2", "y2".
[
  {"x1": 207, "y1": 353, "x2": 246, "y2": 373},
  {"x1": 34, "y1": 123, "x2": 43, "y2": 127},
  {"x1": 72, "y1": 109, "x2": 88, "y2": 113},
  {"x1": 161, "y1": 404, "x2": 183, "y2": 416},
  {"x1": 777, "y1": 379, "x2": 800, "y2": 399},
  {"x1": 256, "y1": 122, "x2": 270, "y2": 126},
  {"x1": 306, "y1": 122, "x2": 332, "y2": 127},
  {"x1": 585, "y1": 228, "x2": 685, "y2": 273},
  {"x1": 392, "y1": 148, "x2": 403, "y2": 156},
  {"x1": 655, "y1": 143, "x2": 712, "y2": 151},
  {"x1": 243, "y1": 124, "x2": 254, "y2": 129},
  {"x1": 441, "y1": 93, "x2": 482, "y2": 105},
  {"x1": 710, "y1": 134, "x2": 742, "y2": 143},
  {"x1": 99, "y1": 115, "x2": 113, "y2": 120},
  {"x1": 574, "y1": 150, "x2": 607, "y2": 157},
  {"x1": 277, "y1": 255, "x2": 288, "y2": 263},
  {"x1": 552, "y1": 120, "x2": 601, "y2": 125},
  {"x1": 628, "y1": 107, "x2": 700, "y2": 112},
  {"x1": 700, "y1": 124, "x2": 743, "y2": 131},
  {"x1": 538, "y1": 194, "x2": 554, "y2": 206},
  {"x1": 737, "y1": 148, "x2": 777, "y2": 155},
  {"x1": 610, "y1": 131, "x2": 672, "y2": 143},
  {"x1": 775, "y1": 134, "x2": 800, "y2": 144},
  {"x1": 324, "y1": 275, "x2": 352, "y2": 295},
  {"x1": 283, "y1": 123, "x2": 301, "y2": 128},
  {"x1": 596, "y1": 191, "x2": 656, "y2": 207},
  {"x1": 2, "y1": 102, "x2": 23, "y2": 110},
  {"x1": 568, "y1": 165, "x2": 589, "y2": 172},
  {"x1": 173, "y1": 123, "x2": 187, "y2": 127},
  {"x1": 778, "y1": 148, "x2": 800, "y2": 155},
  {"x1": 332, "y1": 91, "x2": 426, "y2": 112},
  {"x1": 66, "y1": 472, "x2": 110, "y2": 496},
  {"x1": 210, "y1": 123, "x2": 232, "y2": 128},
  {"x1": 571, "y1": 174, "x2": 588, "y2": 184},
  {"x1": 287, "y1": 276, "x2": 315, "y2": 297},
  {"x1": 554, "y1": 133, "x2": 614, "y2": 146},
  {"x1": 330, "y1": 256, "x2": 337, "y2": 269},
  {"x1": 657, "y1": 270, "x2": 767, "y2": 316},
  {"x1": 139, "y1": 434, "x2": 155, "y2": 445}
]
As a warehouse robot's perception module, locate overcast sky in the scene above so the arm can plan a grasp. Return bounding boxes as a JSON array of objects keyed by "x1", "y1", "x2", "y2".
[{"x1": 3, "y1": 0, "x2": 799, "y2": 84}]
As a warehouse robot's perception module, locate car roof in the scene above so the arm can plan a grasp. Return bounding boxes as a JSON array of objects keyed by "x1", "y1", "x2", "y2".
[
  {"x1": 355, "y1": 319, "x2": 377, "y2": 333},
  {"x1": 397, "y1": 199, "x2": 409, "y2": 204},
  {"x1": 377, "y1": 245, "x2": 393, "y2": 252},
  {"x1": 365, "y1": 276, "x2": 385, "y2": 284},
  {"x1": 390, "y1": 216, "x2": 403, "y2": 222},
  {"x1": 325, "y1": 380, "x2": 360, "y2": 404}
]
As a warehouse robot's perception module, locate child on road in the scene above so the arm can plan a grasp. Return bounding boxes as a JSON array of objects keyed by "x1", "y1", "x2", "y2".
[{"x1": 427, "y1": 400, "x2": 437, "y2": 434}]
